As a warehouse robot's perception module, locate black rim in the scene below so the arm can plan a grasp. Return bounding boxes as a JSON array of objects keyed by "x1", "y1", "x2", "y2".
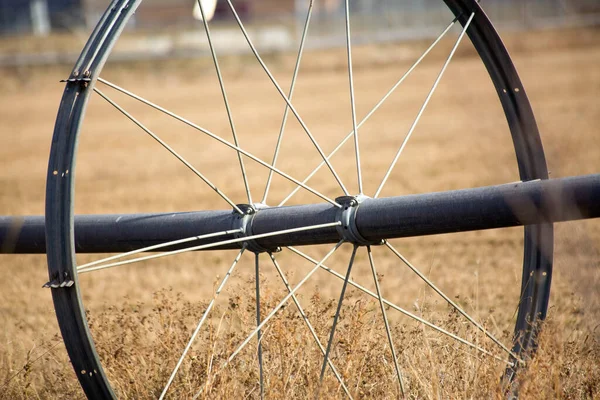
[
  {"x1": 443, "y1": 0, "x2": 554, "y2": 376},
  {"x1": 46, "y1": 1, "x2": 140, "y2": 398},
  {"x1": 46, "y1": 1, "x2": 553, "y2": 398}
]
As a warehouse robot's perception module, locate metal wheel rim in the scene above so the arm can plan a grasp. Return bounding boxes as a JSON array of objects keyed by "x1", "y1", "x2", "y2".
[{"x1": 46, "y1": 0, "x2": 553, "y2": 398}]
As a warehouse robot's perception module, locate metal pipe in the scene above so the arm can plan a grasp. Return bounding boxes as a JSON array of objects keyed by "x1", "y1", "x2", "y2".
[
  {"x1": 1, "y1": 174, "x2": 598, "y2": 254},
  {"x1": 357, "y1": 173, "x2": 600, "y2": 241}
]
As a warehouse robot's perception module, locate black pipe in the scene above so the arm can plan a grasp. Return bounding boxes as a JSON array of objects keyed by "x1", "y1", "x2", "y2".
[
  {"x1": 357, "y1": 173, "x2": 600, "y2": 241},
  {"x1": 1, "y1": 174, "x2": 599, "y2": 254}
]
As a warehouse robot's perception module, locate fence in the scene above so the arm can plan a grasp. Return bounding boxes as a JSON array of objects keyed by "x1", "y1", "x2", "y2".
[{"x1": 0, "y1": 0, "x2": 599, "y2": 66}]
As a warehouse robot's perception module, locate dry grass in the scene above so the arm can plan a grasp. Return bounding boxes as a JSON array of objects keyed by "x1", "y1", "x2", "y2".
[
  {"x1": 2, "y1": 282, "x2": 599, "y2": 399},
  {"x1": 1, "y1": 25, "x2": 599, "y2": 399}
]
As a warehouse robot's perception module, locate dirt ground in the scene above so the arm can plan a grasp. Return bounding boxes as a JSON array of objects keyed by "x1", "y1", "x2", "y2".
[{"x1": 0, "y1": 25, "x2": 599, "y2": 399}]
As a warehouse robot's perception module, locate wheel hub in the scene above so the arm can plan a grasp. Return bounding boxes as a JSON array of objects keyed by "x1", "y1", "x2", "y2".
[
  {"x1": 335, "y1": 194, "x2": 383, "y2": 246},
  {"x1": 232, "y1": 202, "x2": 281, "y2": 253}
]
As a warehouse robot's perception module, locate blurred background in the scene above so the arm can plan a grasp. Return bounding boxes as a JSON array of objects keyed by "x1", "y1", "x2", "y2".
[
  {"x1": 1, "y1": 0, "x2": 599, "y2": 67},
  {"x1": 0, "y1": 1, "x2": 599, "y2": 398}
]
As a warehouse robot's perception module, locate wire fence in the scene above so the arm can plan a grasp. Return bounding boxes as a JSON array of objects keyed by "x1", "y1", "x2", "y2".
[{"x1": 1, "y1": 0, "x2": 599, "y2": 66}]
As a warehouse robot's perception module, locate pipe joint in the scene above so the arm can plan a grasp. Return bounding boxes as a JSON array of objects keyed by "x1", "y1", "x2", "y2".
[
  {"x1": 232, "y1": 203, "x2": 281, "y2": 254},
  {"x1": 336, "y1": 195, "x2": 383, "y2": 246}
]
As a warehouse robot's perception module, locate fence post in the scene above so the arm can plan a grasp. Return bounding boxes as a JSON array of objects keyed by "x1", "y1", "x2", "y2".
[{"x1": 30, "y1": 0, "x2": 50, "y2": 36}]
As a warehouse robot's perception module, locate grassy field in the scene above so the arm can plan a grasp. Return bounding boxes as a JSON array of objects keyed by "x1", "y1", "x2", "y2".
[{"x1": 0, "y1": 26, "x2": 599, "y2": 399}]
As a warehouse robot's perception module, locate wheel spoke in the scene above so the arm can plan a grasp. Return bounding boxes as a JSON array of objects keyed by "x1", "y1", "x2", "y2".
[
  {"x1": 319, "y1": 245, "x2": 358, "y2": 384},
  {"x1": 278, "y1": 18, "x2": 459, "y2": 207},
  {"x1": 223, "y1": 0, "x2": 349, "y2": 196},
  {"x1": 197, "y1": 0, "x2": 253, "y2": 204},
  {"x1": 366, "y1": 246, "x2": 405, "y2": 396},
  {"x1": 78, "y1": 221, "x2": 341, "y2": 274},
  {"x1": 384, "y1": 241, "x2": 523, "y2": 364},
  {"x1": 255, "y1": 253, "x2": 265, "y2": 399},
  {"x1": 261, "y1": 1, "x2": 314, "y2": 205},
  {"x1": 93, "y1": 87, "x2": 244, "y2": 214},
  {"x1": 96, "y1": 78, "x2": 341, "y2": 208},
  {"x1": 191, "y1": 241, "x2": 344, "y2": 399},
  {"x1": 268, "y1": 253, "x2": 353, "y2": 399},
  {"x1": 286, "y1": 246, "x2": 513, "y2": 366},
  {"x1": 227, "y1": 241, "x2": 342, "y2": 363},
  {"x1": 374, "y1": 12, "x2": 475, "y2": 198},
  {"x1": 159, "y1": 247, "x2": 246, "y2": 400},
  {"x1": 343, "y1": 0, "x2": 362, "y2": 194},
  {"x1": 76, "y1": 228, "x2": 242, "y2": 270},
  {"x1": 513, "y1": 273, "x2": 534, "y2": 320}
]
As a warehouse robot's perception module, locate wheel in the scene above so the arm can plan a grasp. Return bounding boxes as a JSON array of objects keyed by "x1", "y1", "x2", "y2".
[{"x1": 46, "y1": 0, "x2": 553, "y2": 398}]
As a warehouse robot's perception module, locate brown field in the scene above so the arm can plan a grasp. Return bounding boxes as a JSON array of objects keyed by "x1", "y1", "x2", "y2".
[{"x1": 0, "y1": 26, "x2": 599, "y2": 399}]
